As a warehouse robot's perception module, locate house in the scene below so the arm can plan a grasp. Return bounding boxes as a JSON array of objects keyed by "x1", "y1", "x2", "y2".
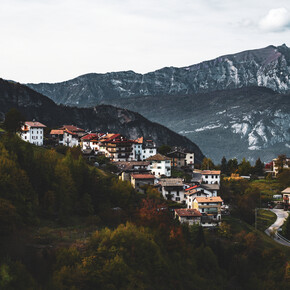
[
  {"x1": 99, "y1": 134, "x2": 135, "y2": 162},
  {"x1": 62, "y1": 129, "x2": 79, "y2": 147},
  {"x1": 185, "y1": 153, "x2": 195, "y2": 168},
  {"x1": 167, "y1": 150, "x2": 186, "y2": 168},
  {"x1": 50, "y1": 129, "x2": 65, "y2": 145},
  {"x1": 192, "y1": 196, "x2": 223, "y2": 221},
  {"x1": 115, "y1": 161, "x2": 151, "y2": 181},
  {"x1": 282, "y1": 187, "x2": 290, "y2": 207},
  {"x1": 130, "y1": 174, "x2": 155, "y2": 193},
  {"x1": 80, "y1": 133, "x2": 103, "y2": 152},
  {"x1": 185, "y1": 184, "x2": 219, "y2": 209},
  {"x1": 21, "y1": 121, "x2": 46, "y2": 146},
  {"x1": 158, "y1": 178, "x2": 186, "y2": 204},
  {"x1": 58, "y1": 125, "x2": 86, "y2": 138},
  {"x1": 141, "y1": 139, "x2": 157, "y2": 161},
  {"x1": 175, "y1": 209, "x2": 202, "y2": 226},
  {"x1": 132, "y1": 137, "x2": 143, "y2": 161},
  {"x1": 146, "y1": 154, "x2": 171, "y2": 178},
  {"x1": 201, "y1": 170, "x2": 221, "y2": 185}
]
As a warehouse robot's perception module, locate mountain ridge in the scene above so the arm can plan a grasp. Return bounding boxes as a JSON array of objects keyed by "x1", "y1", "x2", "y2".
[
  {"x1": 26, "y1": 44, "x2": 290, "y2": 108},
  {"x1": 0, "y1": 78, "x2": 205, "y2": 161}
]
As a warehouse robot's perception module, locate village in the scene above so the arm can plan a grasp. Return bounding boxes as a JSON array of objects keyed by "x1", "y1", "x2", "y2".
[{"x1": 19, "y1": 121, "x2": 290, "y2": 229}]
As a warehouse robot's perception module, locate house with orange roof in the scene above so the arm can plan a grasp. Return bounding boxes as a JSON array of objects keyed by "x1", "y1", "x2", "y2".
[
  {"x1": 200, "y1": 170, "x2": 221, "y2": 185},
  {"x1": 21, "y1": 121, "x2": 46, "y2": 146},
  {"x1": 192, "y1": 196, "x2": 223, "y2": 221}
]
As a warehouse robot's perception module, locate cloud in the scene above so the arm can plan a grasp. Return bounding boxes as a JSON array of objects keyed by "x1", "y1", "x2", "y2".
[{"x1": 259, "y1": 8, "x2": 290, "y2": 32}]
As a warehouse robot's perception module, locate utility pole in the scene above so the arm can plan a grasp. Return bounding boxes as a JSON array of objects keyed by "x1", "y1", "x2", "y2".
[{"x1": 255, "y1": 208, "x2": 257, "y2": 230}]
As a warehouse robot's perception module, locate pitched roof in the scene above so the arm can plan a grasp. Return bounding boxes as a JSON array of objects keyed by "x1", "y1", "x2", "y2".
[
  {"x1": 60, "y1": 125, "x2": 85, "y2": 132},
  {"x1": 64, "y1": 129, "x2": 78, "y2": 136},
  {"x1": 135, "y1": 137, "x2": 144, "y2": 144},
  {"x1": 185, "y1": 185, "x2": 199, "y2": 191},
  {"x1": 185, "y1": 189, "x2": 209, "y2": 196},
  {"x1": 50, "y1": 129, "x2": 64, "y2": 135},
  {"x1": 159, "y1": 178, "x2": 184, "y2": 187},
  {"x1": 25, "y1": 121, "x2": 46, "y2": 128},
  {"x1": 81, "y1": 133, "x2": 99, "y2": 140},
  {"x1": 201, "y1": 184, "x2": 220, "y2": 191},
  {"x1": 131, "y1": 174, "x2": 155, "y2": 179},
  {"x1": 146, "y1": 153, "x2": 171, "y2": 161},
  {"x1": 175, "y1": 208, "x2": 202, "y2": 217},
  {"x1": 282, "y1": 187, "x2": 290, "y2": 194},
  {"x1": 201, "y1": 170, "x2": 221, "y2": 175},
  {"x1": 194, "y1": 196, "x2": 223, "y2": 203}
]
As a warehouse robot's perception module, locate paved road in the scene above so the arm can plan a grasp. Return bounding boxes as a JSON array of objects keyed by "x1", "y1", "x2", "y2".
[{"x1": 265, "y1": 209, "x2": 290, "y2": 247}]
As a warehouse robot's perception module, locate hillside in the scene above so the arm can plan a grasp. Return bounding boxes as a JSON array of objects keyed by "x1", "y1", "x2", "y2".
[
  {"x1": 27, "y1": 44, "x2": 290, "y2": 108},
  {"x1": 99, "y1": 87, "x2": 290, "y2": 162},
  {"x1": 0, "y1": 79, "x2": 204, "y2": 161}
]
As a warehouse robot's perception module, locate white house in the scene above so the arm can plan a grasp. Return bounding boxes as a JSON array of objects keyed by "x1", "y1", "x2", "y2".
[
  {"x1": 21, "y1": 121, "x2": 46, "y2": 146},
  {"x1": 201, "y1": 170, "x2": 221, "y2": 185},
  {"x1": 80, "y1": 133, "x2": 100, "y2": 151},
  {"x1": 132, "y1": 142, "x2": 143, "y2": 161},
  {"x1": 142, "y1": 140, "x2": 157, "y2": 160},
  {"x1": 158, "y1": 178, "x2": 186, "y2": 204},
  {"x1": 185, "y1": 153, "x2": 194, "y2": 168},
  {"x1": 62, "y1": 130, "x2": 79, "y2": 147},
  {"x1": 146, "y1": 154, "x2": 171, "y2": 178}
]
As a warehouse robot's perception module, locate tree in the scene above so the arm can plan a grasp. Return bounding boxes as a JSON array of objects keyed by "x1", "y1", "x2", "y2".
[
  {"x1": 220, "y1": 156, "x2": 227, "y2": 175},
  {"x1": 277, "y1": 169, "x2": 290, "y2": 188},
  {"x1": 3, "y1": 108, "x2": 25, "y2": 134},
  {"x1": 158, "y1": 145, "x2": 171, "y2": 155},
  {"x1": 227, "y1": 158, "x2": 238, "y2": 174},
  {"x1": 275, "y1": 154, "x2": 287, "y2": 174},
  {"x1": 201, "y1": 157, "x2": 215, "y2": 170},
  {"x1": 238, "y1": 158, "x2": 251, "y2": 176},
  {"x1": 253, "y1": 158, "x2": 264, "y2": 176}
]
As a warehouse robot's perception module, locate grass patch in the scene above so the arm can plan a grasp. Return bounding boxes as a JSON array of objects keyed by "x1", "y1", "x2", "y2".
[{"x1": 257, "y1": 209, "x2": 277, "y2": 231}]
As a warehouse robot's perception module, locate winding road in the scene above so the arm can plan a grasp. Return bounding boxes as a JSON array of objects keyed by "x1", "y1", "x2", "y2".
[{"x1": 265, "y1": 209, "x2": 290, "y2": 247}]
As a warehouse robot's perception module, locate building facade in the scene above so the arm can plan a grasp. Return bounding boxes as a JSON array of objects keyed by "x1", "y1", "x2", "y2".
[{"x1": 21, "y1": 121, "x2": 46, "y2": 146}]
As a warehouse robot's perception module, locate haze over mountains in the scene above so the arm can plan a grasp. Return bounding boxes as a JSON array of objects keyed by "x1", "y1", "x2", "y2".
[{"x1": 26, "y1": 44, "x2": 290, "y2": 163}]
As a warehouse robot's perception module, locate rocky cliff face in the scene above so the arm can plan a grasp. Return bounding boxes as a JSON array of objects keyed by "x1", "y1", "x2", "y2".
[
  {"x1": 102, "y1": 87, "x2": 290, "y2": 163},
  {"x1": 0, "y1": 79, "x2": 204, "y2": 161},
  {"x1": 27, "y1": 44, "x2": 290, "y2": 107}
]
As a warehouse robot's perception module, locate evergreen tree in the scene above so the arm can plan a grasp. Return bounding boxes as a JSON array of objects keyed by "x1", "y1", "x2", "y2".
[
  {"x1": 253, "y1": 158, "x2": 264, "y2": 176},
  {"x1": 221, "y1": 156, "x2": 227, "y2": 175},
  {"x1": 3, "y1": 108, "x2": 25, "y2": 134},
  {"x1": 238, "y1": 158, "x2": 251, "y2": 176}
]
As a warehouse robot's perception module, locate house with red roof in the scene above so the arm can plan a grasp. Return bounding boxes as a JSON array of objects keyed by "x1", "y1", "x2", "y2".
[
  {"x1": 80, "y1": 133, "x2": 105, "y2": 152},
  {"x1": 98, "y1": 134, "x2": 136, "y2": 162},
  {"x1": 21, "y1": 121, "x2": 46, "y2": 146}
]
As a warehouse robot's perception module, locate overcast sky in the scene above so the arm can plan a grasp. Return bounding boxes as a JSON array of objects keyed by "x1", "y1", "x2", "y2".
[{"x1": 1, "y1": 0, "x2": 290, "y2": 83}]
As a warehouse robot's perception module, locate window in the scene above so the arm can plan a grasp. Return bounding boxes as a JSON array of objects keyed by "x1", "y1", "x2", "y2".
[
  {"x1": 205, "y1": 175, "x2": 208, "y2": 178},
  {"x1": 176, "y1": 191, "x2": 179, "y2": 196},
  {"x1": 176, "y1": 197, "x2": 180, "y2": 201}
]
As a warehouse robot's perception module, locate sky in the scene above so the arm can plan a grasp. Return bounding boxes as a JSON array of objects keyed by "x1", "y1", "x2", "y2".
[{"x1": 1, "y1": 0, "x2": 290, "y2": 83}]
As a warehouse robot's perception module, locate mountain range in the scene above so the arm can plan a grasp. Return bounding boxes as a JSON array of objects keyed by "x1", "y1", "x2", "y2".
[
  {"x1": 26, "y1": 44, "x2": 290, "y2": 163},
  {"x1": 0, "y1": 79, "x2": 204, "y2": 161}
]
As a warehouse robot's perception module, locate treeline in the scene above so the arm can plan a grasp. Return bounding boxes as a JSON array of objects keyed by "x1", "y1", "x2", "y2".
[
  {"x1": 201, "y1": 156, "x2": 265, "y2": 176},
  {"x1": 0, "y1": 134, "x2": 140, "y2": 233}
]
